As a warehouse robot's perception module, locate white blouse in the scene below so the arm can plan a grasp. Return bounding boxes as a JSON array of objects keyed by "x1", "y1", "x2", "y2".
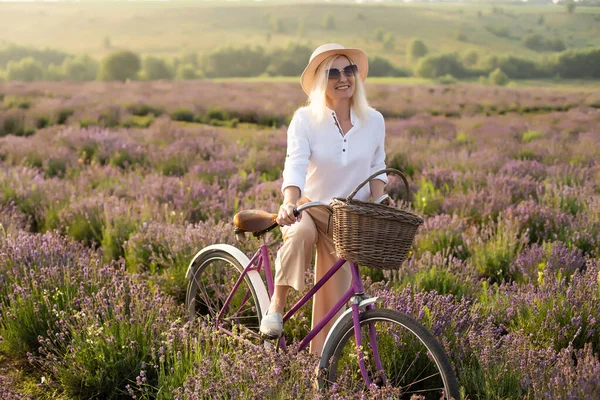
[{"x1": 282, "y1": 105, "x2": 387, "y2": 203}]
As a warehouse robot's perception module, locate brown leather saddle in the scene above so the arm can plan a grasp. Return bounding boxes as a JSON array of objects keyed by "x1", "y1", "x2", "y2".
[{"x1": 233, "y1": 210, "x2": 278, "y2": 237}]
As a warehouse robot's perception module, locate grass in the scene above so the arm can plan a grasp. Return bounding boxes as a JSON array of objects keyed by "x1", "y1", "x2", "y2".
[{"x1": 1, "y1": 2, "x2": 599, "y2": 67}]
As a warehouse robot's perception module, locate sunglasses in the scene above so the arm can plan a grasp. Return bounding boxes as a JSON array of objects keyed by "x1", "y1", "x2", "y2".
[{"x1": 326, "y1": 64, "x2": 358, "y2": 80}]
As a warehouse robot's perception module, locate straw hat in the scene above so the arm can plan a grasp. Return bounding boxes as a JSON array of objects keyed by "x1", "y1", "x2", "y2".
[{"x1": 300, "y1": 43, "x2": 368, "y2": 96}]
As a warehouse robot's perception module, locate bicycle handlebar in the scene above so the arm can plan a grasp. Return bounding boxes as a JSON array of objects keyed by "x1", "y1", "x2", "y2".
[
  {"x1": 292, "y1": 201, "x2": 332, "y2": 217},
  {"x1": 291, "y1": 195, "x2": 391, "y2": 218}
]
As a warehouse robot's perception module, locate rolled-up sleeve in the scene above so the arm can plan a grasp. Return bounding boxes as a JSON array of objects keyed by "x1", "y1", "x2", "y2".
[
  {"x1": 282, "y1": 113, "x2": 310, "y2": 195},
  {"x1": 370, "y1": 112, "x2": 388, "y2": 183}
]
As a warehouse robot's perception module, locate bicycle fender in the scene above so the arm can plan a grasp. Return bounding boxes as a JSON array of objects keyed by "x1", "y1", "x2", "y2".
[
  {"x1": 186, "y1": 244, "x2": 271, "y2": 318},
  {"x1": 319, "y1": 297, "x2": 383, "y2": 363}
]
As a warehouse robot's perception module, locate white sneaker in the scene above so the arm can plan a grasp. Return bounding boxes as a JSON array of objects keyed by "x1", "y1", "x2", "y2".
[{"x1": 260, "y1": 312, "x2": 283, "y2": 338}]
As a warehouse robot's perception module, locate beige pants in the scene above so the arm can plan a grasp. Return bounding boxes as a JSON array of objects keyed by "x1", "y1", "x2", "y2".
[{"x1": 274, "y1": 197, "x2": 351, "y2": 355}]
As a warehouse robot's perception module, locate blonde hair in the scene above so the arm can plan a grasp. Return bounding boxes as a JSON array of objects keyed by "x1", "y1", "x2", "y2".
[{"x1": 305, "y1": 54, "x2": 372, "y2": 125}]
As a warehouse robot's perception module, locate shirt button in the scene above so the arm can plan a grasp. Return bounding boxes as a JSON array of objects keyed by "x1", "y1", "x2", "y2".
[
  {"x1": 343, "y1": 149, "x2": 346, "y2": 152},
  {"x1": 344, "y1": 139, "x2": 347, "y2": 142}
]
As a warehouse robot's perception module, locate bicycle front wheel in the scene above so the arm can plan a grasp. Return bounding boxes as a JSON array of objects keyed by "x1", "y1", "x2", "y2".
[
  {"x1": 186, "y1": 248, "x2": 264, "y2": 344},
  {"x1": 320, "y1": 308, "x2": 460, "y2": 400}
]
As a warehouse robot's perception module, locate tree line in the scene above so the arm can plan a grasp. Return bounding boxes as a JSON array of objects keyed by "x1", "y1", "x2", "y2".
[{"x1": 1, "y1": 42, "x2": 599, "y2": 83}]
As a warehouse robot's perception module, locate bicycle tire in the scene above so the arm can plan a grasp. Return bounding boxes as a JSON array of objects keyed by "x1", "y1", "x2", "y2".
[
  {"x1": 185, "y1": 248, "x2": 264, "y2": 344},
  {"x1": 320, "y1": 308, "x2": 460, "y2": 400}
]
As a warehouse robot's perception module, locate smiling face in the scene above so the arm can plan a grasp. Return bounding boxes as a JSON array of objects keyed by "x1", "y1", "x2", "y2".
[{"x1": 325, "y1": 55, "x2": 356, "y2": 104}]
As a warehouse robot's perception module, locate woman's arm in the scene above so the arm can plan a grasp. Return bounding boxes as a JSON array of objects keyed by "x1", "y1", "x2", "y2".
[
  {"x1": 369, "y1": 112, "x2": 388, "y2": 201},
  {"x1": 369, "y1": 179, "x2": 385, "y2": 201}
]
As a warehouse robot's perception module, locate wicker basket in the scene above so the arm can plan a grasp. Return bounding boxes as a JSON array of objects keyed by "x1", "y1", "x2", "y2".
[{"x1": 330, "y1": 168, "x2": 424, "y2": 270}]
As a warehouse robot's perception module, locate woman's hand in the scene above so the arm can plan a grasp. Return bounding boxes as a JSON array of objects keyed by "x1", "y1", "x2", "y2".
[
  {"x1": 276, "y1": 202, "x2": 300, "y2": 226},
  {"x1": 382, "y1": 196, "x2": 396, "y2": 207},
  {"x1": 278, "y1": 186, "x2": 301, "y2": 226}
]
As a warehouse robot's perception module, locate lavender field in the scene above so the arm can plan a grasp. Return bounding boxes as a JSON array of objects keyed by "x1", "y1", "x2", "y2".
[{"x1": 1, "y1": 80, "x2": 599, "y2": 399}]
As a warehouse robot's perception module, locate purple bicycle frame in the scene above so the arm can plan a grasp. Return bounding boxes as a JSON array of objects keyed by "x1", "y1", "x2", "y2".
[{"x1": 215, "y1": 240, "x2": 384, "y2": 385}]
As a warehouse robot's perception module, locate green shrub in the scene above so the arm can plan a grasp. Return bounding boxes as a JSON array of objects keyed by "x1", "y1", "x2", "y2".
[
  {"x1": 485, "y1": 55, "x2": 543, "y2": 79},
  {"x1": 62, "y1": 55, "x2": 98, "y2": 81},
  {"x1": 175, "y1": 63, "x2": 199, "y2": 80},
  {"x1": 78, "y1": 143, "x2": 100, "y2": 165},
  {"x1": 170, "y1": 108, "x2": 195, "y2": 122},
  {"x1": 141, "y1": 55, "x2": 174, "y2": 80},
  {"x1": 539, "y1": 183, "x2": 586, "y2": 216},
  {"x1": 98, "y1": 107, "x2": 121, "y2": 128},
  {"x1": 121, "y1": 115, "x2": 154, "y2": 129},
  {"x1": 322, "y1": 13, "x2": 336, "y2": 30},
  {"x1": 550, "y1": 47, "x2": 600, "y2": 79},
  {"x1": 6, "y1": 57, "x2": 44, "y2": 81},
  {"x1": 468, "y1": 214, "x2": 528, "y2": 283},
  {"x1": 514, "y1": 149, "x2": 539, "y2": 161},
  {"x1": 436, "y1": 74, "x2": 458, "y2": 85},
  {"x1": 269, "y1": 15, "x2": 285, "y2": 33},
  {"x1": 368, "y1": 56, "x2": 410, "y2": 77},
  {"x1": 456, "y1": 132, "x2": 473, "y2": 145},
  {"x1": 201, "y1": 45, "x2": 268, "y2": 78},
  {"x1": 109, "y1": 148, "x2": 144, "y2": 170},
  {"x1": 455, "y1": 30, "x2": 468, "y2": 42},
  {"x1": 266, "y1": 43, "x2": 313, "y2": 77},
  {"x1": 3, "y1": 96, "x2": 31, "y2": 109},
  {"x1": 489, "y1": 68, "x2": 510, "y2": 86},
  {"x1": 407, "y1": 38, "x2": 428, "y2": 63},
  {"x1": 160, "y1": 157, "x2": 188, "y2": 177},
  {"x1": 0, "y1": 244, "x2": 86, "y2": 357},
  {"x1": 404, "y1": 267, "x2": 473, "y2": 299},
  {"x1": 45, "y1": 158, "x2": 68, "y2": 178},
  {"x1": 205, "y1": 107, "x2": 230, "y2": 121},
  {"x1": 523, "y1": 33, "x2": 547, "y2": 52},
  {"x1": 0, "y1": 115, "x2": 25, "y2": 136},
  {"x1": 547, "y1": 38, "x2": 566, "y2": 52},
  {"x1": 56, "y1": 108, "x2": 74, "y2": 125},
  {"x1": 415, "y1": 52, "x2": 471, "y2": 79},
  {"x1": 65, "y1": 211, "x2": 104, "y2": 246},
  {"x1": 79, "y1": 118, "x2": 98, "y2": 128},
  {"x1": 386, "y1": 152, "x2": 416, "y2": 178},
  {"x1": 98, "y1": 50, "x2": 141, "y2": 82},
  {"x1": 521, "y1": 130, "x2": 544, "y2": 143},
  {"x1": 24, "y1": 152, "x2": 43, "y2": 169},
  {"x1": 523, "y1": 34, "x2": 566, "y2": 52},
  {"x1": 45, "y1": 63, "x2": 65, "y2": 81},
  {"x1": 383, "y1": 33, "x2": 395, "y2": 51},
  {"x1": 101, "y1": 214, "x2": 137, "y2": 263},
  {"x1": 35, "y1": 115, "x2": 50, "y2": 129},
  {"x1": 462, "y1": 50, "x2": 479, "y2": 67},
  {"x1": 485, "y1": 24, "x2": 511, "y2": 39},
  {"x1": 126, "y1": 103, "x2": 163, "y2": 117},
  {"x1": 415, "y1": 178, "x2": 443, "y2": 215},
  {"x1": 0, "y1": 44, "x2": 68, "y2": 68}
]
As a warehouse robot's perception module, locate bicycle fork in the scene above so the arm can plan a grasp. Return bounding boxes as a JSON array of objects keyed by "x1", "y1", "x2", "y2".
[
  {"x1": 349, "y1": 260, "x2": 387, "y2": 387},
  {"x1": 350, "y1": 297, "x2": 387, "y2": 387}
]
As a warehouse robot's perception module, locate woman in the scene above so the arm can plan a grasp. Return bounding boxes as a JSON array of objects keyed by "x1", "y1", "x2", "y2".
[{"x1": 260, "y1": 43, "x2": 388, "y2": 356}]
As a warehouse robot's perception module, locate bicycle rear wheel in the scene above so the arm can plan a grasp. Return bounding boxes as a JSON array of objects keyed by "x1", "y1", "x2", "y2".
[
  {"x1": 320, "y1": 308, "x2": 460, "y2": 400},
  {"x1": 186, "y1": 249, "x2": 264, "y2": 344}
]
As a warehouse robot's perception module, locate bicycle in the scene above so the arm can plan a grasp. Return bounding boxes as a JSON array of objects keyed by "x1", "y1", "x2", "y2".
[{"x1": 185, "y1": 170, "x2": 460, "y2": 399}]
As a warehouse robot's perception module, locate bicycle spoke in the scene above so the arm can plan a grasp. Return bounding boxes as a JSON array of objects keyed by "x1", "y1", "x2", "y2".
[
  {"x1": 186, "y1": 252, "x2": 262, "y2": 347},
  {"x1": 401, "y1": 371, "x2": 442, "y2": 391},
  {"x1": 321, "y1": 309, "x2": 459, "y2": 400}
]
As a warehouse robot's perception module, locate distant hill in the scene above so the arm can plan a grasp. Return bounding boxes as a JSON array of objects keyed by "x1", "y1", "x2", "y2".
[{"x1": 0, "y1": 1, "x2": 599, "y2": 67}]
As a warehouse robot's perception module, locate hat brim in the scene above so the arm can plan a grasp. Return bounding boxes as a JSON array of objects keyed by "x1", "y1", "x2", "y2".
[{"x1": 300, "y1": 48, "x2": 368, "y2": 96}]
